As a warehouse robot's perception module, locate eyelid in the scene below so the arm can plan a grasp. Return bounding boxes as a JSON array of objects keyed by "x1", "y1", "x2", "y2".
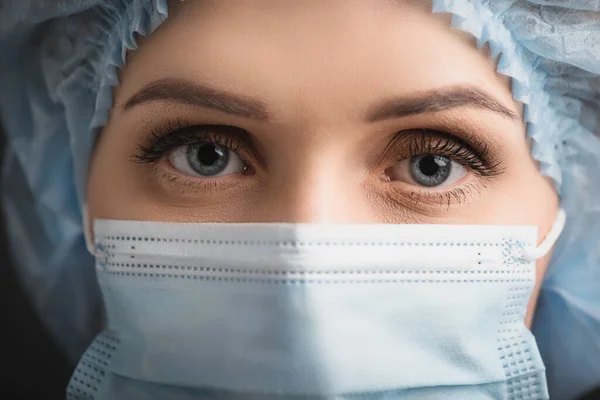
[
  {"x1": 133, "y1": 120, "x2": 263, "y2": 168},
  {"x1": 411, "y1": 183, "x2": 483, "y2": 210},
  {"x1": 379, "y1": 128, "x2": 503, "y2": 177},
  {"x1": 378, "y1": 180, "x2": 486, "y2": 213},
  {"x1": 151, "y1": 165, "x2": 250, "y2": 194}
]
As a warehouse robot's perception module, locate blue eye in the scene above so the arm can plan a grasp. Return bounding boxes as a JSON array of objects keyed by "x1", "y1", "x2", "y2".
[
  {"x1": 168, "y1": 142, "x2": 246, "y2": 177},
  {"x1": 386, "y1": 154, "x2": 467, "y2": 188},
  {"x1": 410, "y1": 155, "x2": 452, "y2": 187}
]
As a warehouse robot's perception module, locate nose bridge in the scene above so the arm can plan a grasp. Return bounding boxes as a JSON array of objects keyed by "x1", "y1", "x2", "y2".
[{"x1": 259, "y1": 144, "x2": 372, "y2": 224}]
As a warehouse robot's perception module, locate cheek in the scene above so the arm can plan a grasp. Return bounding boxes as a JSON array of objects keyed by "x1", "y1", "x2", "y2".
[
  {"x1": 525, "y1": 251, "x2": 554, "y2": 328},
  {"x1": 494, "y1": 160, "x2": 558, "y2": 327},
  {"x1": 87, "y1": 122, "x2": 154, "y2": 222},
  {"x1": 87, "y1": 129, "x2": 114, "y2": 221},
  {"x1": 456, "y1": 137, "x2": 558, "y2": 223}
]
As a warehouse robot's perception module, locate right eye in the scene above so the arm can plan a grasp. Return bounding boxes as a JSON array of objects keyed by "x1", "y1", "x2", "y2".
[
  {"x1": 387, "y1": 154, "x2": 468, "y2": 188},
  {"x1": 168, "y1": 142, "x2": 246, "y2": 177}
]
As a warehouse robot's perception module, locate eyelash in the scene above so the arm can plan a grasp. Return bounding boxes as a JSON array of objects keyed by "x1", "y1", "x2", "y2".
[
  {"x1": 396, "y1": 129, "x2": 503, "y2": 177},
  {"x1": 377, "y1": 129, "x2": 504, "y2": 209},
  {"x1": 133, "y1": 120, "x2": 504, "y2": 207},
  {"x1": 133, "y1": 118, "x2": 247, "y2": 165}
]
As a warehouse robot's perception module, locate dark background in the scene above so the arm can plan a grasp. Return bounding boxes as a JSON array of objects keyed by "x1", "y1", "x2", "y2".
[
  {"x1": 1, "y1": 127, "x2": 599, "y2": 399},
  {"x1": 0, "y1": 126, "x2": 73, "y2": 400}
]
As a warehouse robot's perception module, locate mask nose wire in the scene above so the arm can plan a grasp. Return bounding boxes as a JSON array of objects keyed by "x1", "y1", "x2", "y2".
[
  {"x1": 521, "y1": 208, "x2": 567, "y2": 262},
  {"x1": 82, "y1": 206, "x2": 566, "y2": 262}
]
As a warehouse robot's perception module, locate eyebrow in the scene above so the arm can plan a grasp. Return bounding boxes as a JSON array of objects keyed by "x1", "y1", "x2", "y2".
[
  {"x1": 123, "y1": 78, "x2": 520, "y2": 123},
  {"x1": 366, "y1": 86, "x2": 521, "y2": 122},
  {"x1": 122, "y1": 78, "x2": 270, "y2": 119}
]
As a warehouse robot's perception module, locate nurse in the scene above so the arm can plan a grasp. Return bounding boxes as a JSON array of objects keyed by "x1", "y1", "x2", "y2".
[{"x1": 0, "y1": 0, "x2": 598, "y2": 398}]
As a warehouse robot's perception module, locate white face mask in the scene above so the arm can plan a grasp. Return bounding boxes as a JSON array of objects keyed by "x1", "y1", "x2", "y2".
[{"x1": 69, "y1": 209, "x2": 565, "y2": 399}]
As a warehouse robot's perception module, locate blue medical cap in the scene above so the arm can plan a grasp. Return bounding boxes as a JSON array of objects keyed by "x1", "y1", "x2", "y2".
[{"x1": 0, "y1": 1, "x2": 599, "y2": 399}]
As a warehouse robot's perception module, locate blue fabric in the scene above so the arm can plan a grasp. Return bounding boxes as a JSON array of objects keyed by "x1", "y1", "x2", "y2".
[
  {"x1": 430, "y1": 3, "x2": 600, "y2": 399},
  {"x1": 0, "y1": 1, "x2": 599, "y2": 398},
  {"x1": 0, "y1": 0, "x2": 169, "y2": 362},
  {"x1": 68, "y1": 220, "x2": 548, "y2": 399}
]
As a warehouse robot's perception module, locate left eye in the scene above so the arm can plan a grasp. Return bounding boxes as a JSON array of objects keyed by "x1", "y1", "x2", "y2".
[
  {"x1": 168, "y1": 142, "x2": 245, "y2": 177},
  {"x1": 385, "y1": 154, "x2": 467, "y2": 188}
]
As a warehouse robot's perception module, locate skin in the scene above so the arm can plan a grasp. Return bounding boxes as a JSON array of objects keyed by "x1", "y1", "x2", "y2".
[{"x1": 87, "y1": 0, "x2": 559, "y2": 326}]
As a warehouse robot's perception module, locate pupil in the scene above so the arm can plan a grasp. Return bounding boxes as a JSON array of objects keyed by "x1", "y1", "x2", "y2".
[
  {"x1": 408, "y1": 154, "x2": 452, "y2": 187},
  {"x1": 186, "y1": 142, "x2": 229, "y2": 176},
  {"x1": 197, "y1": 144, "x2": 223, "y2": 166},
  {"x1": 419, "y1": 155, "x2": 441, "y2": 176}
]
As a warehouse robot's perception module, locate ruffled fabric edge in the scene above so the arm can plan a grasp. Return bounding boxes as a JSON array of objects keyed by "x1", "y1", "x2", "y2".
[
  {"x1": 436, "y1": 0, "x2": 562, "y2": 189},
  {"x1": 433, "y1": 1, "x2": 600, "y2": 399},
  {"x1": 0, "y1": 0, "x2": 170, "y2": 362},
  {"x1": 52, "y1": 0, "x2": 169, "y2": 206},
  {"x1": 77, "y1": 2, "x2": 600, "y2": 397},
  {"x1": 1, "y1": 1, "x2": 599, "y2": 398}
]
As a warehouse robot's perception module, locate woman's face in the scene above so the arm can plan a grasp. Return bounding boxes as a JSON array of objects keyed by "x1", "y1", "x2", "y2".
[{"x1": 87, "y1": 0, "x2": 559, "y2": 325}]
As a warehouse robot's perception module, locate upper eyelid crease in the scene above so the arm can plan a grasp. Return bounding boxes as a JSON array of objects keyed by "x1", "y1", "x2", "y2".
[
  {"x1": 133, "y1": 122, "x2": 266, "y2": 168},
  {"x1": 366, "y1": 86, "x2": 521, "y2": 123}
]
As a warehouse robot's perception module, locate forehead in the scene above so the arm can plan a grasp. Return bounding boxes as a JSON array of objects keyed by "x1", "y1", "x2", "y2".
[{"x1": 124, "y1": 0, "x2": 511, "y2": 116}]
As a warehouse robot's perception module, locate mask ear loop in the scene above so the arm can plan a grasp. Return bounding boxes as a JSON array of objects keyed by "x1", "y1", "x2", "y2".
[
  {"x1": 521, "y1": 208, "x2": 566, "y2": 262},
  {"x1": 82, "y1": 203, "x2": 96, "y2": 256}
]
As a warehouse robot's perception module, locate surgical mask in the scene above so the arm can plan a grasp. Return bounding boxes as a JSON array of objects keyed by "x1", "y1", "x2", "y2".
[{"x1": 68, "y1": 210, "x2": 565, "y2": 399}]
